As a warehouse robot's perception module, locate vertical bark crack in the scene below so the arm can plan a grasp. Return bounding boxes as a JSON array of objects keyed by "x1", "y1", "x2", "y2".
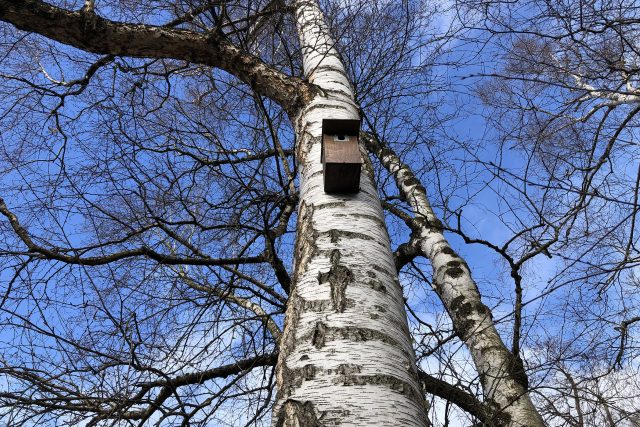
[{"x1": 276, "y1": 400, "x2": 321, "y2": 427}]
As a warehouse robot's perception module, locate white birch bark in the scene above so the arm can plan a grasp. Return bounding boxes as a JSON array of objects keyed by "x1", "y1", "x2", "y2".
[
  {"x1": 365, "y1": 136, "x2": 546, "y2": 427},
  {"x1": 273, "y1": 1, "x2": 429, "y2": 425}
]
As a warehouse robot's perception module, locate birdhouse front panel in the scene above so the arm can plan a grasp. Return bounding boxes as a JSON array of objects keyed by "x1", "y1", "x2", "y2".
[{"x1": 322, "y1": 119, "x2": 362, "y2": 193}]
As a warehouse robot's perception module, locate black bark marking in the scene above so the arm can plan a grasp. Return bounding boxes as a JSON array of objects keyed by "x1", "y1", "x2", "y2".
[
  {"x1": 372, "y1": 264, "x2": 390, "y2": 274},
  {"x1": 477, "y1": 346, "x2": 530, "y2": 391},
  {"x1": 315, "y1": 201, "x2": 346, "y2": 210},
  {"x1": 317, "y1": 250, "x2": 353, "y2": 313},
  {"x1": 301, "y1": 297, "x2": 355, "y2": 312},
  {"x1": 445, "y1": 260, "x2": 465, "y2": 278},
  {"x1": 369, "y1": 280, "x2": 387, "y2": 293},
  {"x1": 485, "y1": 398, "x2": 513, "y2": 425},
  {"x1": 450, "y1": 295, "x2": 494, "y2": 341},
  {"x1": 313, "y1": 64, "x2": 349, "y2": 75},
  {"x1": 322, "y1": 229, "x2": 374, "y2": 242},
  {"x1": 351, "y1": 212, "x2": 388, "y2": 229},
  {"x1": 441, "y1": 246, "x2": 458, "y2": 257},
  {"x1": 403, "y1": 177, "x2": 421, "y2": 187},
  {"x1": 415, "y1": 215, "x2": 444, "y2": 231},
  {"x1": 302, "y1": 325, "x2": 408, "y2": 356},
  {"x1": 312, "y1": 321, "x2": 327, "y2": 349},
  {"x1": 374, "y1": 304, "x2": 387, "y2": 313},
  {"x1": 287, "y1": 364, "x2": 361, "y2": 387},
  {"x1": 302, "y1": 364, "x2": 317, "y2": 380},
  {"x1": 286, "y1": 364, "x2": 425, "y2": 411},
  {"x1": 331, "y1": 373, "x2": 424, "y2": 406},
  {"x1": 303, "y1": 102, "x2": 349, "y2": 115},
  {"x1": 334, "y1": 364, "x2": 362, "y2": 375}
]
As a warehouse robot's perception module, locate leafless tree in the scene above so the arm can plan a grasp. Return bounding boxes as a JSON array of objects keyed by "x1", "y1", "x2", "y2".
[{"x1": 0, "y1": 0, "x2": 637, "y2": 426}]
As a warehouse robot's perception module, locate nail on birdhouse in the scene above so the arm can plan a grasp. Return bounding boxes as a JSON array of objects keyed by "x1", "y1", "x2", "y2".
[{"x1": 321, "y1": 119, "x2": 362, "y2": 193}]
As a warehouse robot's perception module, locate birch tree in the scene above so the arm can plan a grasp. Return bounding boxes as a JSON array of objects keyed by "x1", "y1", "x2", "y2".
[{"x1": 1, "y1": 0, "x2": 633, "y2": 426}]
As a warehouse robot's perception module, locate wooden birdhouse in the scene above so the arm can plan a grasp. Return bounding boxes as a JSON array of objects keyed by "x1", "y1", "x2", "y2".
[{"x1": 321, "y1": 119, "x2": 362, "y2": 193}]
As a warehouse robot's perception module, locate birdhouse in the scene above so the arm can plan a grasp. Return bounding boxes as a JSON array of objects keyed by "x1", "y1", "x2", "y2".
[{"x1": 321, "y1": 119, "x2": 362, "y2": 193}]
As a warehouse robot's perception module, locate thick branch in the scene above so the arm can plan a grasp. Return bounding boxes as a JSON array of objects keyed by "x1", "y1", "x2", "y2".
[
  {"x1": 1, "y1": 354, "x2": 277, "y2": 425},
  {"x1": 97, "y1": 354, "x2": 278, "y2": 424},
  {"x1": 0, "y1": 0, "x2": 316, "y2": 113},
  {"x1": 393, "y1": 238, "x2": 422, "y2": 272},
  {"x1": 0, "y1": 197, "x2": 265, "y2": 267},
  {"x1": 418, "y1": 370, "x2": 494, "y2": 426},
  {"x1": 137, "y1": 353, "x2": 278, "y2": 389}
]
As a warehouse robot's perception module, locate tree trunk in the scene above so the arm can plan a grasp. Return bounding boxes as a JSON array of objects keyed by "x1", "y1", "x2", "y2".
[{"x1": 273, "y1": 1, "x2": 429, "y2": 426}]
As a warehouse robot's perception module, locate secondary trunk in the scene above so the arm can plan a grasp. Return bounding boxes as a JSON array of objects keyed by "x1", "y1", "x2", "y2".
[
  {"x1": 366, "y1": 137, "x2": 545, "y2": 427},
  {"x1": 273, "y1": 1, "x2": 429, "y2": 426}
]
